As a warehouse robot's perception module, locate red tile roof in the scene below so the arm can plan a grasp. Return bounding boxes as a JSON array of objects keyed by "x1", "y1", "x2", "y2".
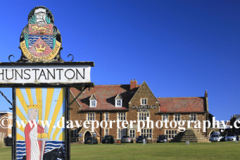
[
  {"x1": 70, "y1": 85, "x2": 139, "y2": 111},
  {"x1": 157, "y1": 97, "x2": 206, "y2": 113}
]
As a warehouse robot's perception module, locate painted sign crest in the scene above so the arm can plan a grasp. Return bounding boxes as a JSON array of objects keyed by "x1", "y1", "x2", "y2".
[{"x1": 20, "y1": 6, "x2": 62, "y2": 62}]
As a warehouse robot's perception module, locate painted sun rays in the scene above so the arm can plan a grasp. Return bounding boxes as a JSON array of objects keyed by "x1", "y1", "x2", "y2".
[{"x1": 16, "y1": 87, "x2": 66, "y2": 141}]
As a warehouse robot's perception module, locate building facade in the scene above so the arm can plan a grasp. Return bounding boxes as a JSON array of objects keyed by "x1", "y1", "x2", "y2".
[
  {"x1": 0, "y1": 111, "x2": 12, "y2": 138},
  {"x1": 70, "y1": 80, "x2": 209, "y2": 142}
]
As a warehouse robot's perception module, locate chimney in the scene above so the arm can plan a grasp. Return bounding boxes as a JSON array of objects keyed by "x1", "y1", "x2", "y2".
[
  {"x1": 204, "y1": 90, "x2": 208, "y2": 97},
  {"x1": 204, "y1": 90, "x2": 209, "y2": 112},
  {"x1": 130, "y1": 79, "x2": 137, "y2": 90}
]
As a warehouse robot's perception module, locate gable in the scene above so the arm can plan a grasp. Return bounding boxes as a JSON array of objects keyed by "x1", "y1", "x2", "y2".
[
  {"x1": 115, "y1": 94, "x2": 122, "y2": 100},
  {"x1": 129, "y1": 81, "x2": 159, "y2": 106},
  {"x1": 89, "y1": 94, "x2": 97, "y2": 100}
]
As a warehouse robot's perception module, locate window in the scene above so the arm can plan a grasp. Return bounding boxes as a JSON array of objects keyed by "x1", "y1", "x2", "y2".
[
  {"x1": 105, "y1": 128, "x2": 109, "y2": 136},
  {"x1": 72, "y1": 129, "x2": 78, "y2": 138},
  {"x1": 118, "y1": 129, "x2": 121, "y2": 139},
  {"x1": 174, "y1": 114, "x2": 181, "y2": 121},
  {"x1": 93, "y1": 133, "x2": 96, "y2": 137},
  {"x1": 89, "y1": 94, "x2": 97, "y2": 107},
  {"x1": 117, "y1": 128, "x2": 126, "y2": 139},
  {"x1": 118, "y1": 113, "x2": 126, "y2": 121},
  {"x1": 162, "y1": 114, "x2": 168, "y2": 121},
  {"x1": 165, "y1": 130, "x2": 177, "y2": 139},
  {"x1": 138, "y1": 112, "x2": 150, "y2": 121},
  {"x1": 87, "y1": 113, "x2": 95, "y2": 121},
  {"x1": 129, "y1": 129, "x2": 136, "y2": 139},
  {"x1": 115, "y1": 94, "x2": 122, "y2": 107},
  {"x1": 190, "y1": 114, "x2": 197, "y2": 121},
  {"x1": 105, "y1": 113, "x2": 109, "y2": 121},
  {"x1": 141, "y1": 98, "x2": 147, "y2": 105},
  {"x1": 141, "y1": 129, "x2": 152, "y2": 139},
  {"x1": 90, "y1": 100, "x2": 97, "y2": 107},
  {"x1": 115, "y1": 99, "x2": 122, "y2": 107}
]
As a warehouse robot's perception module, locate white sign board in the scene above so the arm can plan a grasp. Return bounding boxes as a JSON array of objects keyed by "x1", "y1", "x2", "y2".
[{"x1": 0, "y1": 65, "x2": 91, "y2": 84}]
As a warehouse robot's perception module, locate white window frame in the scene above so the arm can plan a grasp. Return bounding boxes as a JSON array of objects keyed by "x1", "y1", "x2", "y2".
[
  {"x1": 87, "y1": 113, "x2": 95, "y2": 121},
  {"x1": 104, "y1": 128, "x2": 109, "y2": 136},
  {"x1": 115, "y1": 99, "x2": 122, "y2": 107},
  {"x1": 93, "y1": 133, "x2": 96, "y2": 137},
  {"x1": 141, "y1": 98, "x2": 147, "y2": 105},
  {"x1": 117, "y1": 113, "x2": 126, "y2": 121},
  {"x1": 190, "y1": 114, "x2": 197, "y2": 121},
  {"x1": 165, "y1": 129, "x2": 177, "y2": 140},
  {"x1": 117, "y1": 128, "x2": 126, "y2": 139},
  {"x1": 141, "y1": 129, "x2": 152, "y2": 139},
  {"x1": 129, "y1": 129, "x2": 136, "y2": 139},
  {"x1": 90, "y1": 99, "x2": 97, "y2": 107},
  {"x1": 105, "y1": 112, "x2": 109, "y2": 121},
  {"x1": 174, "y1": 114, "x2": 181, "y2": 122},
  {"x1": 138, "y1": 111, "x2": 150, "y2": 121},
  {"x1": 118, "y1": 129, "x2": 121, "y2": 139},
  {"x1": 162, "y1": 114, "x2": 169, "y2": 122}
]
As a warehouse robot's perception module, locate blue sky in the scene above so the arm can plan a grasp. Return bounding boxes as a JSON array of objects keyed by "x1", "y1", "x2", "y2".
[{"x1": 0, "y1": 0, "x2": 239, "y2": 120}]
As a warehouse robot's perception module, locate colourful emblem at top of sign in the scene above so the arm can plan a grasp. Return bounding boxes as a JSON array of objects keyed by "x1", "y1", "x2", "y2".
[{"x1": 20, "y1": 6, "x2": 62, "y2": 62}]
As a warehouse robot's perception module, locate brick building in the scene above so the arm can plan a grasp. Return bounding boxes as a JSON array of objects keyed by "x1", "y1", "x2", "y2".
[
  {"x1": 0, "y1": 111, "x2": 12, "y2": 138},
  {"x1": 69, "y1": 80, "x2": 209, "y2": 142}
]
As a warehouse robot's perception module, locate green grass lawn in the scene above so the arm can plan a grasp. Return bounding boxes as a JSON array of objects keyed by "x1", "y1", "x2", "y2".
[{"x1": 1, "y1": 142, "x2": 240, "y2": 160}]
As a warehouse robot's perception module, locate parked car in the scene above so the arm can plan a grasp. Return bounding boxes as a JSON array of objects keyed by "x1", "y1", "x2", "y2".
[
  {"x1": 102, "y1": 135, "x2": 114, "y2": 144},
  {"x1": 209, "y1": 134, "x2": 223, "y2": 142},
  {"x1": 225, "y1": 133, "x2": 236, "y2": 141},
  {"x1": 136, "y1": 136, "x2": 148, "y2": 143},
  {"x1": 121, "y1": 136, "x2": 133, "y2": 143},
  {"x1": 84, "y1": 137, "x2": 98, "y2": 144},
  {"x1": 157, "y1": 135, "x2": 167, "y2": 143},
  {"x1": 211, "y1": 131, "x2": 221, "y2": 135},
  {"x1": 221, "y1": 136, "x2": 226, "y2": 141}
]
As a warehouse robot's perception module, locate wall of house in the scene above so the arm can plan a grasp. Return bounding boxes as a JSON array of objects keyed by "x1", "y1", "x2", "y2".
[
  {"x1": 0, "y1": 113, "x2": 12, "y2": 138},
  {"x1": 69, "y1": 86, "x2": 208, "y2": 142}
]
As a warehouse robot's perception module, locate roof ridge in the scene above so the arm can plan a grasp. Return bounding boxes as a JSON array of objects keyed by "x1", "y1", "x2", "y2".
[
  {"x1": 157, "y1": 97, "x2": 204, "y2": 99},
  {"x1": 94, "y1": 84, "x2": 130, "y2": 86}
]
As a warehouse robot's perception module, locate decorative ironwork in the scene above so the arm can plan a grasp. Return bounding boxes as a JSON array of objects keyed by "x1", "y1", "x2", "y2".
[
  {"x1": 67, "y1": 54, "x2": 74, "y2": 62},
  {"x1": 8, "y1": 55, "x2": 15, "y2": 62}
]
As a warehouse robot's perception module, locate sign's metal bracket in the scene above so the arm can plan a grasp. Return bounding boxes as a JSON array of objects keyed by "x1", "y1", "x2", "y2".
[{"x1": 69, "y1": 86, "x2": 88, "y2": 108}]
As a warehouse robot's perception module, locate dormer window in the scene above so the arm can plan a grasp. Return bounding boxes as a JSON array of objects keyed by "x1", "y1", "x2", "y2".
[
  {"x1": 115, "y1": 94, "x2": 122, "y2": 107},
  {"x1": 89, "y1": 94, "x2": 97, "y2": 107},
  {"x1": 90, "y1": 100, "x2": 97, "y2": 107},
  {"x1": 116, "y1": 99, "x2": 122, "y2": 107}
]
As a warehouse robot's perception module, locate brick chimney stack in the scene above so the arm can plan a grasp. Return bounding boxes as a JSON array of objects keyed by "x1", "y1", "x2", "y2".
[
  {"x1": 204, "y1": 90, "x2": 209, "y2": 112},
  {"x1": 204, "y1": 90, "x2": 208, "y2": 97},
  {"x1": 130, "y1": 79, "x2": 137, "y2": 90}
]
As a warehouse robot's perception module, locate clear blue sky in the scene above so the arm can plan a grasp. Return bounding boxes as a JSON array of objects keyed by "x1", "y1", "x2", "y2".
[{"x1": 0, "y1": 0, "x2": 239, "y2": 121}]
